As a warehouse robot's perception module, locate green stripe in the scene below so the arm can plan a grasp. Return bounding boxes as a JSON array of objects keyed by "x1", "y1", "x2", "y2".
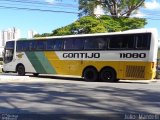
[
  {"x1": 25, "y1": 52, "x2": 56, "y2": 74},
  {"x1": 34, "y1": 52, "x2": 56, "y2": 74},
  {"x1": 26, "y1": 52, "x2": 46, "y2": 73}
]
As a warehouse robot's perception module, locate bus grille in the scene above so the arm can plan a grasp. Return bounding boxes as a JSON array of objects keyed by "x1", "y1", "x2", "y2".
[{"x1": 125, "y1": 66, "x2": 145, "y2": 78}]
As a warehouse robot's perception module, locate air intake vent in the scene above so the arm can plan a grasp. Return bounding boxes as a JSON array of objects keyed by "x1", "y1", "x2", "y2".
[{"x1": 125, "y1": 66, "x2": 145, "y2": 78}]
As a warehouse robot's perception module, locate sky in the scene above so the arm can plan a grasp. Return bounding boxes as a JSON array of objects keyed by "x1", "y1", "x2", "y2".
[{"x1": 0, "y1": 0, "x2": 160, "y2": 39}]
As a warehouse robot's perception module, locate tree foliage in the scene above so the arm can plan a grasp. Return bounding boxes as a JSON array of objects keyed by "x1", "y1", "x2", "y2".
[
  {"x1": 51, "y1": 15, "x2": 146, "y2": 36},
  {"x1": 100, "y1": 15, "x2": 147, "y2": 32},
  {"x1": 34, "y1": 33, "x2": 52, "y2": 37},
  {"x1": 51, "y1": 16, "x2": 106, "y2": 36},
  {"x1": 79, "y1": 0, "x2": 145, "y2": 18},
  {"x1": 34, "y1": 16, "x2": 146, "y2": 37}
]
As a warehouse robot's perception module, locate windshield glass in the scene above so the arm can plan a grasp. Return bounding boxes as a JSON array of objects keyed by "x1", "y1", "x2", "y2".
[{"x1": 3, "y1": 41, "x2": 15, "y2": 64}]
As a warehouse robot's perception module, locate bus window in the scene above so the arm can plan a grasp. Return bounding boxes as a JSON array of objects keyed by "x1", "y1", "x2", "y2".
[
  {"x1": 28, "y1": 41, "x2": 36, "y2": 51},
  {"x1": 47, "y1": 39, "x2": 63, "y2": 51},
  {"x1": 74, "y1": 39, "x2": 84, "y2": 50},
  {"x1": 5, "y1": 41, "x2": 14, "y2": 49},
  {"x1": 4, "y1": 50, "x2": 14, "y2": 63},
  {"x1": 84, "y1": 37, "x2": 107, "y2": 50},
  {"x1": 23, "y1": 41, "x2": 29, "y2": 51},
  {"x1": 63, "y1": 39, "x2": 83, "y2": 50},
  {"x1": 54, "y1": 40, "x2": 63, "y2": 50},
  {"x1": 17, "y1": 41, "x2": 29, "y2": 51},
  {"x1": 46, "y1": 39, "x2": 54, "y2": 50},
  {"x1": 16, "y1": 41, "x2": 23, "y2": 52},
  {"x1": 135, "y1": 34, "x2": 151, "y2": 50},
  {"x1": 97, "y1": 37, "x2": 106, "y2": 49},
  {"x1": 36, "y1": 40, "x2": 46, "y2": 51},
  {"x1": 109, "y1": 35, "x2": 134, "y2": 49}
]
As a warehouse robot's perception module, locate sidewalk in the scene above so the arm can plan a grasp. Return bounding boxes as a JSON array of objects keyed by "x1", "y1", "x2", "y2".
[{"x1": 0, "y1": 73, "x2": 159, "y2": 84}]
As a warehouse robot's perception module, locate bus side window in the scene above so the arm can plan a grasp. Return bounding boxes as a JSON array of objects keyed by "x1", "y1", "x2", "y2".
[
  {"x1": 71, "y1": 39, "x2": 83, "y2": 50},
  {"x1": 135, "y1": 34, "x2": 150, "y2": 50},
  {"x1": 47, "y1": 39, "x2": 54, "y2": 50},
  {"x1": 17, "y1": 41, "x2": 29, "y2": 51},
  {"x1": 29, "y1": 41, "x2": 36, "y2": 51},
  {"x1": 97, "y1": 38, "x2": 106, "y2": 49},
  {"x1": 84, "y1": 38, "x2": 99, "y2": 50},
  {"x1": 109, "y1": 35, "x2": 134, "y2": 49},
  {"x1": 109, "y1": 36, "x2": 123, "y2": 49},
  {"x1": 36, "y1": 40, "x2": 46, "y2": 51},
  {"x1": 63, "y1": 39, "x2": 83, "y2": 50},
  {"x1": 54, "y1": 40, "x2": 63, "y2": 50},
  {"x1": 23, "y1": 42, "x2": 29, "y2": 51},
  {"x1": 46, "y1": 39, "x2": 63, "y2": 51},
  {"x1": 64, "y1": 39, "x2": 72, "y2": 50},
  {"x1": 17, "y1": 41, "x2": 23, "y2": 52}
]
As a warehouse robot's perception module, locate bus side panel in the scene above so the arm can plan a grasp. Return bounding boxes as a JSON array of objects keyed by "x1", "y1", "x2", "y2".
[
  {"x1": 43, "y1": 51, "x2": 155, "y2": 80},
  {"x1": 15, "y1": 52, "x2": 36, "y2": 73},
  {"x1": 25, "y1": 51, "x2": 56, "y2": 74}
]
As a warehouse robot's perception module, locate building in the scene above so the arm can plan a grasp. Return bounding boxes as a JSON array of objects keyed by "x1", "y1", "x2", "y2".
[
  {"x1": 28, "y1": 30, "x2": 37, "y2": 39},
  {"x1": 0, "y1": 27, "x2": 20, "y2": 47},
  {"x1": 0, "y1": 27, "x2": 21, "y2": 58}
]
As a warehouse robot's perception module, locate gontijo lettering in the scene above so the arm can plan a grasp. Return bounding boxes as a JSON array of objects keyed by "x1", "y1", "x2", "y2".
[{"x1": 63, "y1": 53, "x2": 100, "y2": 58}]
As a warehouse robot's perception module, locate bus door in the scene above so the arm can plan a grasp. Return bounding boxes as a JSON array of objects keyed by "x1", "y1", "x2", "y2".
[{"x1": 3, "y1": 41, "x2": 15, "y2": 71}]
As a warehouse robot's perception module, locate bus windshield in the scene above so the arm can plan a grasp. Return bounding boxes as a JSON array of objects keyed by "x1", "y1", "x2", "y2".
[{"x1": 3, "y1": 41, "x2": 15, "y2": 64}]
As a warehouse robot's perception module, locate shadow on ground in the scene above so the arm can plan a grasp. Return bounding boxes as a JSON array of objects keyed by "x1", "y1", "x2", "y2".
[{"x1": 0, "y1": 78, "x2": 159, "y2": 120}]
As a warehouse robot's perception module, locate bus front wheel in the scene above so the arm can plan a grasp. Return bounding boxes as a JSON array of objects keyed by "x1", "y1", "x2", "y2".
[
  {"x1": 83, "y1": 67, "x2": 98, "y2": 81},
  {"x1": 17, "y1": 65, "x2": 25, "y2": 76},
  {"x1": 99, "y1": 67, "x2": 117, "y2": 82}
]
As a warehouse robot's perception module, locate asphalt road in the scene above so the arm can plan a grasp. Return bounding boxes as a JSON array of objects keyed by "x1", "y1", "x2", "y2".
[{"x1": 0, "y1": 73, "x2": 160, "y2": 120}]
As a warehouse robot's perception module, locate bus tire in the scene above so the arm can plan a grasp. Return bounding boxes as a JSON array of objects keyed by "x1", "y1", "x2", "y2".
[
  {"x1": 17, "y1": 64, "x2": 25, "y2": 76},
  {"x1": 83, "y1": 67, "x2": 98, "y2": 81},
  {"x1": 99, "y1": 67, "x2": 117, "y2": 82}
]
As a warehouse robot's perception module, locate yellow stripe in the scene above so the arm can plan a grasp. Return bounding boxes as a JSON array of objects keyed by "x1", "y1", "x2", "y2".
[{"x1": 44, "y1": 51, "x2": 70, "y2": 75}]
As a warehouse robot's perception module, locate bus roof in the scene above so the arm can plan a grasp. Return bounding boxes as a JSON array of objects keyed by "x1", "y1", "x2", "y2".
[
  {"x1": 38, "y1": 28, "x2": 157, "y2": 39},
  {"x1": 16, "y1": 28, "x2": 157, "y2": 41}
]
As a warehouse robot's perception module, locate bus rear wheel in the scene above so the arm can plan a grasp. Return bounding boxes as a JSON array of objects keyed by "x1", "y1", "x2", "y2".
[
  {"x1": 83, "y1": 67, "x2": 98, "y2": 81},
  {"x1": 99, "y1": 67, "x2": 116, "y2": 82},
  {"x1": 17, "y1": 65, "x2": 25, "y2": 76}
]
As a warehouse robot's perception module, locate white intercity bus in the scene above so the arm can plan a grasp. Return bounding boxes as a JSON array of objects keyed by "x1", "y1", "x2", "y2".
[{"x1": 2, "y1": 28, "x2": 158, "y2": 82}]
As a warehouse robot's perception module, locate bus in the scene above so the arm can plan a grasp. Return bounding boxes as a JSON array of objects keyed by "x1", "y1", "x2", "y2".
[{"x1": 2, "y1": 28, "x2": 158, "y2": 82}]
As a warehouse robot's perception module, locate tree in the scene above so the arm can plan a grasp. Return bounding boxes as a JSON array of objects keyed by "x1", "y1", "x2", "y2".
[
  {"x1": 99, "y1": 15, "x2": 147, "y2": 32},
  {"x1": 52, "y1": 26, "x2": 72, "y2": 36},
  {"x1": 79, "y1": 0, "x2": 145, "y2": 18},
  {"x1": 35, "y1": 15, "x2": 146, "y2": 37},
  {"x1": 51, "y1": 16, "x2": 107, "y2": 36},
  {"x1": 70, "y1": 16, "x2": 107, "y2": 34},
  {"x1": 51, "y1": 15, "x2": 146, "y2": 36},
  {"x1": 34, "y1": 33, "x2": 52, "y2": 37},
  {"x1": 78, "y1": 0, "x2": 99, "y2": 17}
]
